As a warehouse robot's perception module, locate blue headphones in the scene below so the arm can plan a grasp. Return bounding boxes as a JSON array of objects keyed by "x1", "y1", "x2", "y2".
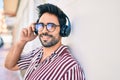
[{"x1": 60, "y1": 16, "x2": 71, "y2": 37}]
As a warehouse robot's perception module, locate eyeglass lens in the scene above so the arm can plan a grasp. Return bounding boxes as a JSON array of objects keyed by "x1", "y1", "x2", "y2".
[{"x1": 35, "y1": 23, "x2": 59, "y2": 32}]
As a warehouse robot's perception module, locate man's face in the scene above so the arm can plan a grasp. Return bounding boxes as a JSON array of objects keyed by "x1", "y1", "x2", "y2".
[{"x1": 38, "y1": 13, "x2": 61, "y2": 47}]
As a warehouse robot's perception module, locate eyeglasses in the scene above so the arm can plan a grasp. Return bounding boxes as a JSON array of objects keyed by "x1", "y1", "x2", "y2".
[{"x1": 35, "y1": 23, "x2": 60, "y2": 32}]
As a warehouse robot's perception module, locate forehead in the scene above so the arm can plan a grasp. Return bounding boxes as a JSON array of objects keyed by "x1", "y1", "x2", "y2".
[{"x1": 39, "y1": 13, "x2": 59, "y2": 24}]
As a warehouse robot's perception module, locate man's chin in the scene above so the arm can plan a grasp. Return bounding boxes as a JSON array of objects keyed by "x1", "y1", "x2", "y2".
[
  {"x1": 42, "y1": 44, "x2": 52, "y2": 47},
  {"x1": 41, "y1": 41, "x2": 51, "y2": 47}
]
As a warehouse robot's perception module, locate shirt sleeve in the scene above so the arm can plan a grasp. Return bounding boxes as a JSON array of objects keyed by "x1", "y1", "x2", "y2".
[
  {"x1": 60, "y1": 64, "x2": 85, "y2": 80},
  {"x1": 17, "y1": 48, "x2": 40, "y2": 70}
]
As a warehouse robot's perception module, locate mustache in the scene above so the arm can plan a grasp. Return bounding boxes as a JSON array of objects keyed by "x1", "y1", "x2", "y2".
[{"x1": 40, "y1": 33, "x2": 53, "y2": 37}]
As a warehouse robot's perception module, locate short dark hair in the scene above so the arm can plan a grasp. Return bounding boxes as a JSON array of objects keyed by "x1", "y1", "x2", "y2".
[{"x1": 37, "y1": 3, "x2": 67, "y2": 27}]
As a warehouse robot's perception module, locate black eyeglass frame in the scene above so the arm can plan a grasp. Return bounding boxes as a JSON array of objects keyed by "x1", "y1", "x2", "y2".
[{"x1": 35, "y1": 23, "x2": 60, "y2": 32}]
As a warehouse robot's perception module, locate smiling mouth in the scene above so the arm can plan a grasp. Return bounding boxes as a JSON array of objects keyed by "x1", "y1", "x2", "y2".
[
  {"x1": 40, "y1": 33, "x2": 53, "y2": 37},
  {"x1": 42, "y1": 35, "x2": 50, "y2": 40}
]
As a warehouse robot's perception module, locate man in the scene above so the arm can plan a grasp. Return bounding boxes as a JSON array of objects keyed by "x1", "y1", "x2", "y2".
[{"x1": 5, "y1": 3, "x2": 85, "y2": 80}]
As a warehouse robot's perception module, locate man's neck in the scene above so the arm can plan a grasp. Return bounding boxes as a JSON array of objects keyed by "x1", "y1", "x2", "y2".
[{"x1": 43, "y1": 42, "x2": 62, "y2": 53}]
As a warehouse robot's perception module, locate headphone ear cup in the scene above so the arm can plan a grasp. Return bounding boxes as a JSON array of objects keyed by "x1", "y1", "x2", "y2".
[
  {"x1": 65, "y1": 25, "x2": 71, "y2": 36},
  {"x1": 60, "y1": 25, "x2": 66, "y2": 37},
  {"x1": 60, "y1": 25, "x2": 71, "y2": 37}
]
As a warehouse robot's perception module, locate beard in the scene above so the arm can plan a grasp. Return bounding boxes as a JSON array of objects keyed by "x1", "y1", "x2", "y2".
[{"x1": 39, "y1": 33, "x2": 60, "y2": 47}]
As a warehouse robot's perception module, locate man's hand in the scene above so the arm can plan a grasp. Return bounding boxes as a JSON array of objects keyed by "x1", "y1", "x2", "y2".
[
  {"x1": 4, "y1": 23, "x2": 37, "y2": 71},
  {"x1": 19, "y1": 23, "x2": 37, "y2": 43}
]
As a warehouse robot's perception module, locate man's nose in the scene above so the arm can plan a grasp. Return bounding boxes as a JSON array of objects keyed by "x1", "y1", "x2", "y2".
[{"x1": 41, "y1": 26, "x2": 48, "y2": 33}]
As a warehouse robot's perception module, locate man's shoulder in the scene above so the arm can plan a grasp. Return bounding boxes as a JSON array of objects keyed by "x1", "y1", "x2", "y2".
[{"x1": 57, "y1": 46, "x2": 79, "y2": 65}]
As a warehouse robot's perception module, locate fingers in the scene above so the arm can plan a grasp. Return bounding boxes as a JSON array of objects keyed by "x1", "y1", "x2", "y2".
[
  {"x1": 31, "y1": 23, "x2": 38, "y2": 35},
  {"x1": 26, "y1": 23, "x2": 36, "y2": 36},
  {"x1": 31, "y1": 23, "x2": 36, "y2": 31},
  {"x1": 21, "y1": 23, "x2": 36, "y2": 37},
  {"x1": 28, "y1": 26, "x2": 33, "y2": 37},
  {"x1": 22, "y1": 28, "x2": 28, "y2": 37},
  {"x1": 19, "y1": 23, "x2": 37, "y2": 42}
]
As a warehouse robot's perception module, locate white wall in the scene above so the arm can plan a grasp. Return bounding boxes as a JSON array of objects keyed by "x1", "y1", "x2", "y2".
[{"x1": 46, "y1": 0, "x2": 120, "y2": 80}]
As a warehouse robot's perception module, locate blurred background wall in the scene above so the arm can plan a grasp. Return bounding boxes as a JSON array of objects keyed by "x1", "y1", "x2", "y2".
[{"x1": 1, "y1": 0, "x2": 120, "y2": 80}]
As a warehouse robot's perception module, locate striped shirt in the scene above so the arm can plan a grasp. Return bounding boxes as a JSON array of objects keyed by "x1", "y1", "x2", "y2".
[{"x1": 18, "y1": 45, "x2": 85, "y2": 80}]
